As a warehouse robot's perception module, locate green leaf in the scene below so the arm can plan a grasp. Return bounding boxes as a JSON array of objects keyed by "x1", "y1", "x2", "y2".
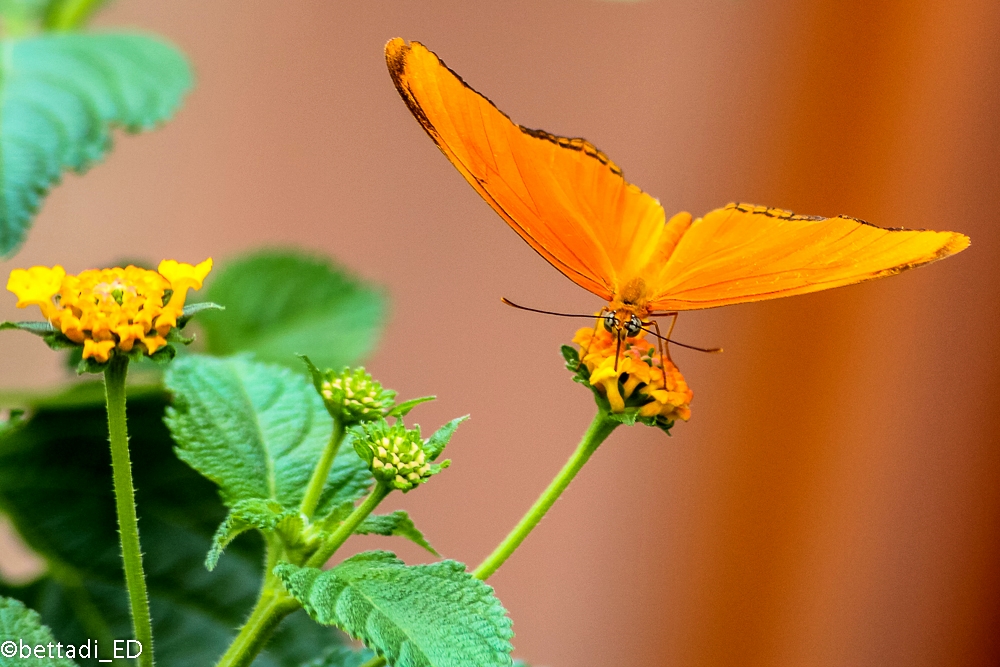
[
  {"x1": 0, "y1": 596, "x2": 78, "y2": 666},
  {"x1": 277, "y1": 553, "x2": 513, "y2": 667},
  {"x1": 0, "y1": 32, "x2": 193, "y2": 257},
  {"x1": 0, "y1": 387, "x2": 348, "y2": 666},
  {"x1": 423, "y1": 416, "x2": 467, "y2": 461},
  {"x1": 206, "y1": 498, "x2": 302, "y2": 571},
  {"x1": 164, "y1": 354, "x2": 372, "y2": 510},
  {"x1": 196, "y1": 250, "x2": 387, "y2": 370},
  {"x1": 386, "y1": 396, "x2": 435, "y2": 418},
  {"x1": 298, "y1": 645, "x2": 374, "y2": 667},
  {"x1": 356, "y1": 511, "x2": 438, "y2": 556}
]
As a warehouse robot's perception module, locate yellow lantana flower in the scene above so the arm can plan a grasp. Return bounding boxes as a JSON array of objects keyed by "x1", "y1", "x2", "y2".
[
  {"x1": 5, "y1": 259, "x2": 212, "y2": 364},
  {"x1": 573, "y1": 324, "x2": 692, "y2": 423}
]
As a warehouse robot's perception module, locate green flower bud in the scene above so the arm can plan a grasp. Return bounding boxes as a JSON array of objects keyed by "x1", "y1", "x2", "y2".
[
  {"x1": 353, "y1": 420, "x2": 450, "y2": 492},
  {"x1": 316, "y1": 366, "x2": 396, "y2": 424}
]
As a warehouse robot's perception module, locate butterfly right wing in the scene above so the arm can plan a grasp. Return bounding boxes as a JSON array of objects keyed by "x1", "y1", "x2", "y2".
[
  {"x1": 643, "y1": 203, "x2": 970, "y2": 311},
  {"x1": 386, "y1": 38, "x2": 667, "y2": 302}
]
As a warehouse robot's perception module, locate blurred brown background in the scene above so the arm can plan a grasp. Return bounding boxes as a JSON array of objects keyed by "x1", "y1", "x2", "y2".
[{"x1": 2, "y1": 0, "x2": 999, "y2": 665}]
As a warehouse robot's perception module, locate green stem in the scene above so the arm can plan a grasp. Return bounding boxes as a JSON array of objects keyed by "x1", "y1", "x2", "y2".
[
  {"x1": 299, "y1": 420, "x2": 345, "y2": 519},
  {"x1": 214, "y1": 572, "x2": 298, "y2": 667},
  {"x1": 104, "y1": 355, "x2": 154, "y2": 667},
  {"x1": 305, "y1": 483, "x2": 390, "y2": 569},
  {"x1": 473, "y1": 410, "x2": 618, "y2": 579},
  {"x1": 217, "y1": 484, "x2": 390, "y2": 667},
  {"x1": 356, "y1": 411, "x2": 618, "y2": 667},
  {"x1": 44, "y1": 0, "x2": 108, "y2": 30}
]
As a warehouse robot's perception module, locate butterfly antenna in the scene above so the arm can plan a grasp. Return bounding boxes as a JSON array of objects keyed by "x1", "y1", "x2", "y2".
[
  {"x1": 640, "y1": 326, "x2": 723, "y2": 354},
  {"x1": 500, "y1": 297, "x2": 597, "y2": 319}
]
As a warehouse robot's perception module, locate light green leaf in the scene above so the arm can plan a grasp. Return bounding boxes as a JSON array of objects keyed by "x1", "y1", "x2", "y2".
[
  {"x1": 164, "y1": 354, "x2": 372, "y2": 510},
  {"x1": 423, "y1": 416, "x2": 467, "y2": 461},
  {"x1": 206, "y1": 498, "x2": 303, "y2": 571},
  {"x1": 0, "y1": 387, "x2": 347, "y2": 666},
  {"x1": 0, "y1": 597, "x2": 78, "y2": 666},
  {"x1": 356, "y1": 511, "x2": 438, "y2": 556},
  {"x1": 277, "y1": 552, "x2": 513, "y2": 667},
  {"x1": 0, "y1": 32, "x2": 192, "y2": 257},
  {"x1": 387, "y1": 396, "x2": 435, "y2": 418},
  {"x1": 196, "y1": 250, "x2": 387, "y2": 370}
]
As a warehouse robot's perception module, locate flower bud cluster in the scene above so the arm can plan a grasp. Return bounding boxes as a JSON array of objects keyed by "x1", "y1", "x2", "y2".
[
  {"x1": 354, "y1": 420, "x2": 448, "y2": 492},
  {"x1": 319, "y1": 368, "x2": 396, "y2": 424}
]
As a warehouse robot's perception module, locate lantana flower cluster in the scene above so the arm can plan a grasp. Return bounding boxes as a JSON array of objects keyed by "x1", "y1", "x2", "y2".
[
  {"x1": 573, "y1": 325, "x2": 693, "y2": 423},
  {"x1": 6, "y1": 259, "x2": 212, "y2": 363}
]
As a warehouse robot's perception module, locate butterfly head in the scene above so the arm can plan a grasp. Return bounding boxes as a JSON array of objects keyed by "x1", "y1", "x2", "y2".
[{"x1": 603, "y1": 309, "x2": 643, "y2": 340}]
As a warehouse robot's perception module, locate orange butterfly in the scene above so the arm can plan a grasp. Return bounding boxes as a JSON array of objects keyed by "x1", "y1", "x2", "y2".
[{"x1": 385, "y1": 38, "x2": 969, "y2": 354}]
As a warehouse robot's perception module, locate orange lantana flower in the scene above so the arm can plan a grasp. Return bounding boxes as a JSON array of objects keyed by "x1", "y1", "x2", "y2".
[
  {"x1": 5, "y1": 259, "x2": 212, "y2": 364},
  {"x1": 572, "y1": 325, "x2": 693, "y2": 424}
]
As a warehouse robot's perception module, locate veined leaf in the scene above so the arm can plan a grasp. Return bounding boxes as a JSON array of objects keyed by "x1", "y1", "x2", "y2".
[
  {"x1": 356, "y1": 511, "x2": 438, "y2": 556},
  {"x1": 196, "y1": 250, "x2": 387, "y2": 371},
  {"x1": 0, "y1": 32, "x2": 192, "y2": 256},
  {"x1": 205, "y1": 498, "x2": 302, "y2": 571},
  {"x1": 0, "y1": 387, "x2": 348, "y2": 666},
  {"x1": 0, "y1": 597, "x2": 78, "y2": 666},
  {"x1": 277, "y1": 552, "x2": 514, "y2": 667},
  {"x1": 164, "y1": 354, "x2": 372, "y2": 510}
]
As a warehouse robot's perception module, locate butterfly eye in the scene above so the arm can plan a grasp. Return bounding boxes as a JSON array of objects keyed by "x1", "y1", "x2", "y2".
[
  {"x1": 625, "y1": 315, "x2": 642, "y2": 338},
  {"x1": 603, "y1": 312, "x2": 618, "y2": 332}
]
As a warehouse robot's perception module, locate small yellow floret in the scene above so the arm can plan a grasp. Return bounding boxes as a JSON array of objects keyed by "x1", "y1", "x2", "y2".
[
  {"x1": 5, "y1": 259, "x2": 212, "y2": 363},
  {"x1": 574, "y1": 324, "x2": 693, "y2": 422}
]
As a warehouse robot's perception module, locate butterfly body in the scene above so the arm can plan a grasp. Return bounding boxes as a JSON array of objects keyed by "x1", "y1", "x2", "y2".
[{"x1": 385, "y1": 38, "x2": 969, "y2": 351}]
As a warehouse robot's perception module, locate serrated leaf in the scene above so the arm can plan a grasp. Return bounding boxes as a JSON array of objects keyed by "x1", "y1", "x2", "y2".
[
  {"x1": 356, "y1": 511, "x2": 438, "y2": 556},
  {"x1": 0, "y1": 387, "x2": 348, "y2": 666},
  {"x1": 164, "y1": 354, "x2": 372, "y2": 511},
  {"x1": 206, "y1": 498, "x2": 302, "y2": 571},
  {"x1": 195, "y1": 250, "x2": 386, "y2": 370},
  {"x1": 0, "y1": 597, "x2": 78, "y2": 666},
  {"x1": 423, "y1": 416, "x2": 467, "y2": 461},
  {"x1": 0, "y1": 32, "x2": 193, "y2": 256},
  {"x1": 277, "y1": 553, "x2": 513, "y2": 667}
]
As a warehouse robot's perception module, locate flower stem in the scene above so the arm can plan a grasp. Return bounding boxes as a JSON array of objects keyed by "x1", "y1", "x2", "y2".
[
  {"x1": 352, "y1": 411, "x2": 619, "y2": 667},
  {"x1": 214, "y1": 567, "x2": 299, "y2": 667},
  {"x1": 104, "y1": 355, "x2": 154, "y2": 667},
  {"x1": 299, "y1": 419, "x2": 345, "y2": 519},
  {"x1": 305, "y1": 483, "x2": 391, "y2": 569},
  {"x1": 44, "y1": 0, "x2": 109, "y2": 29},
  {"x1": 473, "y1": 410, "x2": 618, "y2": 579}
]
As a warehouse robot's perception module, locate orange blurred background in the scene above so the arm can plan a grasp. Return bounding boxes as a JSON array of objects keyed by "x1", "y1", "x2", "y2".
[{"x1": 2, "y1": 1, "x2": 999, "y2": 665}]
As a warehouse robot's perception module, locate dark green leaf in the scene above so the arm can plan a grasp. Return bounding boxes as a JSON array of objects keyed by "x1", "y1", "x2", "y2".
[
  {"x1": 277, "y1": 553, "x2": 513, "y2": 667},
  {"x1": 298, "y1": 645, "x2": 374, "y2": 667},
  {"x1": 0, "y1": 387, "x2": 348, "y2": 666},
  {"x1": 0, "y1": 33, "x2": 193, "y2": 257},
  {"x1": 0, "y1": 596, "x2": 78, "y2": 666},
  {"x1": 356, "y1": 511, "x2": 438, "y2": 556},
  {"x1": 164, "y1": 354, "x2": 371, "y2": 510},
  {"x1": 196, "y1": 250, "x2": 386, "y2": 370},
  {"x1": 423, "y1": 416, "x2": 467, "y2": 461}
]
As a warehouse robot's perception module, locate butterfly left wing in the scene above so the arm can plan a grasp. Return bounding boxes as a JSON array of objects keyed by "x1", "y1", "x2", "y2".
[
  {"x1": 386, "y1": 38, "x2": 667, "y2": 302},
  {"x1": 642, "y1": 203, "x2": 970, "y2": 311}
]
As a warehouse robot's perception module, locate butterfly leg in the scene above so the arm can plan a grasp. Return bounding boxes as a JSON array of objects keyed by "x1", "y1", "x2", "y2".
[{"x1": 647, "y1": 313, "x2": 678, "y2": 390}]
